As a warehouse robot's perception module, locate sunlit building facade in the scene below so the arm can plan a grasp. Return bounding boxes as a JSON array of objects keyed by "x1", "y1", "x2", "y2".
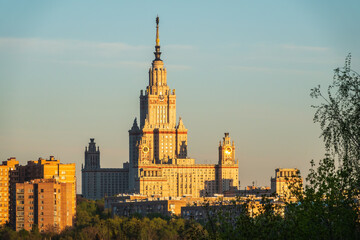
[
  {"x1": 0, "y1": 158, "x2": 19, "y2": 225},
  {"x1": 271, "y1": 168, "x2": 302, "y2": 198},
  {"x1": 0, "y1": 156, "x2": 76, "y2": 231},
  {"x1": 81, "y1": 17, "x2": 239, "y2": 199},
  {"x1": 128, "y1": 18, "x2": 238, "y2": 197},
  {"x1": 9, "y1": 156, "x2": 76, "y2": 222},
  {"x1": 14, "y1": 179, "x2": 73, "y2": 232}
]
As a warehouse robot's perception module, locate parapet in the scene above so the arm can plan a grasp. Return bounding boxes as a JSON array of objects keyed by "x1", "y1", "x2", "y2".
[{"x1": 171, "y1": 158, "x2": 195, "y2": 165}]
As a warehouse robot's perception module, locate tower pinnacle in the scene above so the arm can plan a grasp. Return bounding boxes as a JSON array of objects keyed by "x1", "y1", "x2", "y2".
[
  {"x1": 154, "y1": 16, "x2": 161, "y2": 60},
  {"x1": 156, "y1": 16, "x2": 160, "y2": 46}
]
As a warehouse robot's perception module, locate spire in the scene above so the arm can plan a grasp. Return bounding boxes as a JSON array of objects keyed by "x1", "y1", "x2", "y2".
[
  {"x1": 154, "y1": 16, "x2": 161, "y2": 60},
  {"x1": 177, "y1": 117, "x2": 186, "y2": 129},
  {"x1": 131, "y1": 117, "x2": 140, "y2": 131},
  {"x1": 156, "y1": 15, "x2": 160, "y2": 47}
]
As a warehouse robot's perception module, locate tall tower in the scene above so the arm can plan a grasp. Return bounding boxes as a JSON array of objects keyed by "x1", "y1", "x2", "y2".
[
  {"x1": 218, "y1": 133, "x2": 238, "y2": 193},
  {"x1": 82, "y1": 138, "x2": 100, "y2": 199},
  {"x1": 84, "y1": 138, "x2": 100, "y2": 170},
  {"x1": 129, "y1": 17, "x2": 188, "y2": 192},
  {"x1": 82, "y1": 138, "x2": 129, "y2": 200},
  {"x1": 218, "y1": 133, "x2": 235, "y2": 165}
]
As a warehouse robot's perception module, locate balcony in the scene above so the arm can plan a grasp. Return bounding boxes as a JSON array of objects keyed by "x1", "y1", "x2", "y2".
[{"x1": 16, "y1": 212, "x2": 24, "y2": 216}]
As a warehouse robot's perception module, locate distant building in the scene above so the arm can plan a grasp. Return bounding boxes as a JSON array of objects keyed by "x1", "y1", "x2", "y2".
[
  {"x1": 181, "y1": 204, "x2": 243, "y2": 222},
  {"x1": 81, "y1": 18, "x2": 239, "y2": 200},
  {"x1": 0, "y1": 158, "x2": 18, "y2": 225},
  {"x1": 0, "y1": 156, "x2": 76, "y2": 231},
  {"x1": 112, "y1": 199, "x2": 187, "y2": 217},
  {"x1": 104, "y1": 194, "x2": 148, "y2": 209},
  {"x1": 81, "y1": 138, "x2": 129, "y2": 200},
  {"x1": 224, "y1": 185, "x2": 272, "y2": 197},
  {"x1": 271, "y1": 168, "x2": 302, "y2": 198},
  {"x1": 8, "y1": 156, "x2": 76, "y2": 228},
  {"x1": 181, "y1": 198, "x2": 285, "y2": 222},
  {"x1": 14, "y1": 179, "x2": 73, "y2": 232},
  {"x1": 108, "y1": 195, "x2": 237, "y2": 217},
  {"x1": 127, "y1": 17, "x2": 239, "y2": 198}
]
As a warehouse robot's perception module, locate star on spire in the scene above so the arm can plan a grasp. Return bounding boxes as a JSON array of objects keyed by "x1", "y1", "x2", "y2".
[{"x1": 154, "y1": 16, "x2": 161, "y2": 60}]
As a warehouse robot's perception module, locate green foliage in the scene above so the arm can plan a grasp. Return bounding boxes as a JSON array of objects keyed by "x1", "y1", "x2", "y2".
[
  {"x1": 284, "y1": 157, "x2": 360, "y2": 240},
  {"x1": 0, "y1": 226, "x2": 20, "y2": 240},
  {"x1": 201, "y1": 158, "x2": 360, "y2": 239},
  {"x1": 202, "y1": 198, "x2": 285, "y2": 240},
  {"x1": 201, "y1": 55, "x2": 360, "y2": 240},
  {"x1": 0, "y1": 197, "x2": 207, "y2": 240},
  {"x1": 70, "y1": 199, "x2": 206, "y2": 240},
  {"x1": 310, "y1": 53, "x2": 360, "y2": 168}
]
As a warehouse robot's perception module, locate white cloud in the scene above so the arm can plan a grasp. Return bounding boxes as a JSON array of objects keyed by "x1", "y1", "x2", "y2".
[
  {"x1": 0, "y1": 37, "x2": 149, "y2": 56},
  {"x1": 51, "y1": 59, "x2": 149, "y2": 68},
  {"x1": 165, "y1": 44, "x2": 195, "y2": 50},
  {"x1": 228, "y1": 65, "x2": 324, "y2": 75},
  {"x1": 282, "y1": 44, "x2": 329, "y2": 52},
  {"x1": 0, "y1": 37, "x2": 154, "y2": 68},
  {"x1": 0, "y1": 38, "x2": 195, "y2": 55},
  {"x1": 0, "y1": 38, "x2": 196, "y2": 69}
]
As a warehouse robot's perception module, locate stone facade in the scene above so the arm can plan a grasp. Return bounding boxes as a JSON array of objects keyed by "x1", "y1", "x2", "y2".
[
  {"x1": 14, "y1": 179, "x2": 73, "y2": 232},
  {"x1": 271, "y1": 168, "x2": 302, "y2": 198},
  {"x1": 108, "y1": 195, "x2": 236, "y2": 217},
  {"x1": 81, "y1": 139, "x2": 129, "y2": 200},
  {"x1": 0, "y1": 156, "x2": 76, "y2": 231},
  {"x1": 128, "y1": 18, "x2": 238, "y2": 198},
  {"x1": 9, "y1": 156, "x2": 76, "y2": 223},
  {"x1": 81, "y1": 17, "x2": 239, "y2": 199},
  {"x1": 112, "y1": 199, "x2": 187, "y2": 217},
  {"x1": 0, "y1": 158, "x2": 18, "y2": 225}
]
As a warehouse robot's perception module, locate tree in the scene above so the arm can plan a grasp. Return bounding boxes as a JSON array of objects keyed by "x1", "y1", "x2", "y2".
[
  {"x1": 310, "y1": 53, "x2": 360, "y2": 173},
  {"x1": 282, "y1": 54, "x2": 360, "y2": 239},
  {"x1": 284, "y1": 156, "x2": 360, "y2": 239},
  {"x1": 200, "y1": 55, "x2": 360, "y2": 240}
]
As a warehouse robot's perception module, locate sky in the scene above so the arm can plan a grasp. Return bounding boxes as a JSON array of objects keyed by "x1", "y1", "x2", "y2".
[{"x1": 1, "y1": 0, "x2": 360, "y2": 192}]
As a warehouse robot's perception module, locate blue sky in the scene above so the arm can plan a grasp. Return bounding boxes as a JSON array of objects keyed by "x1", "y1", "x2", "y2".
[{"x1": 1, "y1": 0, "x2": 359, "y2": 191}]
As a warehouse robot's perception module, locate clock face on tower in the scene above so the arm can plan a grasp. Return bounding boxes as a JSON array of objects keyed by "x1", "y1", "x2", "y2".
[
  {"x1": 141, "y1": 145, "x2": 150, "y2": 165},
  {"x1": 225, "y1": 146, "x2": 232, "y2": 156},
  {"x1": 142, "y1": 146, "x2": 149, "y2": 154}
]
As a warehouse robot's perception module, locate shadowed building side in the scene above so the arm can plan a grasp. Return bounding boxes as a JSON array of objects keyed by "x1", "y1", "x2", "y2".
[{"x1": 82, "y1": 138, "x2": 129, "y2": 200}]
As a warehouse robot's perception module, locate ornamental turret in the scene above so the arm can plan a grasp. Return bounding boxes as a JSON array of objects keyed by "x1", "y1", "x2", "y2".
[
  {"x1": 219, "y1": 133, "x2": 235, "y2": 165},
  {"x1": 84, "y1": 138, "x2": 100, "y2": 169}
]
